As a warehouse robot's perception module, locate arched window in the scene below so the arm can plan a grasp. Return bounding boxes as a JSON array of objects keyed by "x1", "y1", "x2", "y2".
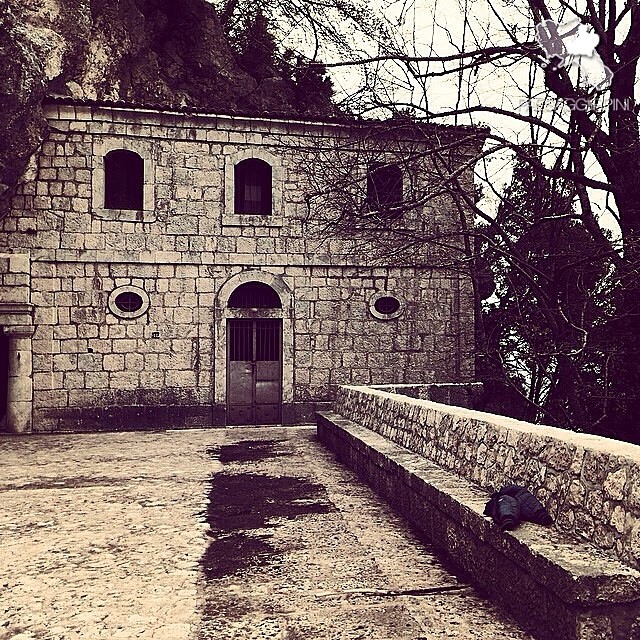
[
  {"x1": 228, "y1": 282, "x2": 282, "y2": 309},
  {"x1": 234, "y1": 158, "x2": 272, "y2": 215},
  {"x1": 366, "y1": 162, "x2": 403, "y2": 213},
  {"x1": 104, "y1": 149, "x2": 144, "y2": 210}
]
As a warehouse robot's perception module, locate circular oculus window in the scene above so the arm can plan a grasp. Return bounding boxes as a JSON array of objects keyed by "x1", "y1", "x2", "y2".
[
  {"x1": 369, "y1": 292, "x2": 404, "y2": 320},
  {"x1": 108, "y1": 285, "x2": 150, "y2": 319}
]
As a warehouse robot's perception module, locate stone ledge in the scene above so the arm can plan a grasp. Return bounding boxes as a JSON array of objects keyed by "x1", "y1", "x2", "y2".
[{"x1": 316, "y1": 410, "x2": 640, "y2": 640}]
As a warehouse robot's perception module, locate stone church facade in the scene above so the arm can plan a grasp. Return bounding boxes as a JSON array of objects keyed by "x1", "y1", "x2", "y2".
[{"x1": 0, "y1": 99, "x2": 481, "y2": 432}]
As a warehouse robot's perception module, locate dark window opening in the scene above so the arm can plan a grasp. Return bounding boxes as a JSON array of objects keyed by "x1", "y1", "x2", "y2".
[
  {"x1": 104, "y1": 149, "x2": 144, "y2": 210},
  {"x1": 228, "y1": 282, "x2": 282, "y2": 309},
  {"x1": 114, "y1": 291, "x2": 144, "y2": 313},
  {"x1": 366, "y1": 163, "x2": 403, "y2": 214},
  {"x1": 234, "y1": 158, "x2": 272, "y2": 215},
  {"x1": 374, "y1": 296, "x2": 401, "y2": 315}
]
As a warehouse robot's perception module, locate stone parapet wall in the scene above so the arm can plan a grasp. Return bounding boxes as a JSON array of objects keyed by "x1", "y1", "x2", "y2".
[
  {"x1": 318, "y1": 410, "x2": 640, "y2": 640},
  {"x1": 370, "y1": 382, "x2": 483, "y2": 407},
  {"x1": 334, "y1": 385, "x2": 640, "y2": 569}
]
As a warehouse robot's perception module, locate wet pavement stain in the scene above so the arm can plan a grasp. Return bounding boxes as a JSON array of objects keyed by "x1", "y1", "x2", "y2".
[
  {"x1": 199, "y1": 441, "x2": 339, "y2": 639},
  {"x1": 204, "y1": 472, "x2": 336, "y2": 533},
  {"x1": 207, "y1": 439, "x2": 291, "y2": 464},
  {"x1": 201, "y1": 472, "x2": 337, "y2": 579},
  {"x1": 201, "y1": 438, "x2": 335, "y2": 578},
  {"x1": 201, "y1": 532, "x2": 276, "y2": 580},
  {"x1": 199, "y1": 466, "x2": 338, "y2": 639}
]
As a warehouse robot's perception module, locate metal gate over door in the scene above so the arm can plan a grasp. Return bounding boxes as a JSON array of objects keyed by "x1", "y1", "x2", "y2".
[{"x1": 227, "y1": 319, "x2": 282, "y2": 425}]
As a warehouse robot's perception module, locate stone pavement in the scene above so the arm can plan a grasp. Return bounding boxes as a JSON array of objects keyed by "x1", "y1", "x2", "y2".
[{"x1": 0, "y1": 426, "x2": 534, "y2": 640}]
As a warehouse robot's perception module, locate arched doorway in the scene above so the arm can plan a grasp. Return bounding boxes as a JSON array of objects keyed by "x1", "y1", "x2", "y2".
[{"x1": 226, "y1": 281, "x2": 283, "y2": 425}]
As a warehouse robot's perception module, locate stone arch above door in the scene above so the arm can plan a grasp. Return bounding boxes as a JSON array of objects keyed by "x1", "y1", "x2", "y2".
[{"x1": 215, "y1": 270, "x2": 292, "y2": 318}]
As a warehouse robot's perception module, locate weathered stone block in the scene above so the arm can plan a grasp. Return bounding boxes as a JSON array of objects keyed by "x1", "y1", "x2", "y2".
[
  {"x1": 109, "y1": 372, "x2": 139, "y2": 389},
  {"x1": 52, "y1": 353, "x2": 77, "y2": 371},
  {"x1": 165, "y1": 370, "x2": 197, "y2": 387},
  {"x1": 140, "y1": 370, "x2": 165, "y2": 388},
  {"x1": 103, "y1": 354, "x2": 125, "y2": 371},
  {"x1": 85, "y1": 372, "x2": 110, "y2": 389},
  {"x1": 124, "y1": 353, "x2": 144, "y2": 371},
  {"x1": 32, "y1": 372, "x2": 62, "y2": 391},
  {"x1": 604, "y1": 468, "x2": 628, "y2": 500},
  {"x1": 77, "y1": 353, "x2": 103, "y2": 372},
  {"x1": 36, "y1": 389, "x2": 69, "y2": 408}
]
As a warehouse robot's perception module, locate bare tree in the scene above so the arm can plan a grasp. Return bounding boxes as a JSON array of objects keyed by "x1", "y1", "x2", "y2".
[
  {"x1": 267, "y1": 0, "x2": 640, "y2": 439},
  {"x1": 298, "y1": 116, "x2": 485, "y2": 266}
]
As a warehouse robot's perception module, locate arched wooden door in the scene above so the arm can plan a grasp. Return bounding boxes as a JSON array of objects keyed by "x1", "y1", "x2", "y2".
[{"x1": 226, "y1": 282, "x2": 283, "y2": 425}]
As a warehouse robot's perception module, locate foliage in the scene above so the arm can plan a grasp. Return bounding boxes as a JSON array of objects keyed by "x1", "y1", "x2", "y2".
[
  {"x1": 280, "y1": 51, "x2": 335, "y2": 116},
  {"x1": 233, "y1": 9, "x2": 279, "y2": 82},
  {"x1": 478, "y1": 155, "x2": 617, "y2": 433},
  {"x1": 216, "y1": 1, "x2": 336, "y2": 115}
]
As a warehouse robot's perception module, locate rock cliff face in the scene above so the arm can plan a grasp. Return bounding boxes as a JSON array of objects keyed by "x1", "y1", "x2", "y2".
[{"x1": 0, "y1": 0, "x2": 297, "y2": 215}]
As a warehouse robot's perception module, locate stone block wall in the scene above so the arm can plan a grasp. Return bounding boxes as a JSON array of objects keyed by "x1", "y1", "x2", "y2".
[
  {"x1": 25, "y1": 260, "x2": 469, "y2": 430},
  {"x1": 334, "y1": 385, "x2": 640, "y2": 570},
  {"x1": 29, "y1": 260, "x2": 217, "y2": 430},
  {"x1": 290, "y1": 269, "x2": 473, "y2": 404},
  {"x1": 0, "y1": 254, "x2": 31, "y2": 305},
  {"x1": 5, "y1": 103, "x2": 479, "y2": 263},
  {"x1": 0, "y1": 100, "x2": 480, "y2": 431}
]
